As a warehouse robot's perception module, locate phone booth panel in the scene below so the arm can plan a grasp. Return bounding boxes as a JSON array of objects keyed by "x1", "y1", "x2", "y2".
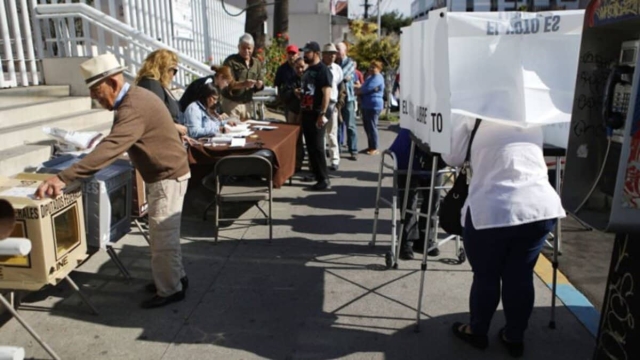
[{"x1": 562, "y1": 15, "x2": 640, "y2": 233}]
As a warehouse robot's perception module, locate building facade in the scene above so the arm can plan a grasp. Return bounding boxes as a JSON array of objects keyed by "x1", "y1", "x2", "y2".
[{"x1": 411, "y1": 0, "x2": 582, "y2": 20}]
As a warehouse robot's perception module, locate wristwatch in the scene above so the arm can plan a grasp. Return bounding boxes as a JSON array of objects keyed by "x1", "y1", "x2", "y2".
[{"x1": 319, "y1": 111, "x2": 326, "y2": 116}]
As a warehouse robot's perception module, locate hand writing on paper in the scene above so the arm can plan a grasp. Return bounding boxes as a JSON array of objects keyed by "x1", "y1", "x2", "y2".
[{"x1": 34, "y1": 176, "x2": 66, "y2": 199}]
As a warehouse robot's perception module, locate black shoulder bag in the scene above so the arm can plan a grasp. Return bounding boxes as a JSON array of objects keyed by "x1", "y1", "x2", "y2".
[{"x1": 438, "y1": 119, "x2": 481, "y2": 236}]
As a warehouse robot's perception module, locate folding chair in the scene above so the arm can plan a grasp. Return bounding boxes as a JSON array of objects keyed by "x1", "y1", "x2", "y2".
[{"x1": 201, "y1": 155, "x2": 273, "y2": 243}]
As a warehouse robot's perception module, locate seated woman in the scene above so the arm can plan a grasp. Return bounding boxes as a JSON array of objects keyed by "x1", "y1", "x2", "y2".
[{"x1": 181, "y1": 82, "x2": 234, "y2": 139}]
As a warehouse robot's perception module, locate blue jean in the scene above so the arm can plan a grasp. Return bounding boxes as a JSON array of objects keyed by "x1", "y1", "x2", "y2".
[
  {"x1": 341, "y1": 101, "x2": 358, "y2": 153},
  {"x1": 362, "y1": 108, "x2": 381, "y2": 151},
  {"x1": 463, "y1": 211, "x2": 556, "y2": 341}
]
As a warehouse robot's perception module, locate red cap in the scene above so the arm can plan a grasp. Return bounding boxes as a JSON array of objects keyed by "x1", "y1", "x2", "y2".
[{"x1": 285, "y1": 44, "x2": 299, "y2": 54}]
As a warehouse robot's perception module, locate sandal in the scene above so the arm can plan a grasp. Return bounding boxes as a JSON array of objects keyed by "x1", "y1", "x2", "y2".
[
  {"x1": 451, "y1": 322, "x2": 488, "y2": 350},
  {"x1": 498, "y1": 328, "x2": 524, "y2": 358}
]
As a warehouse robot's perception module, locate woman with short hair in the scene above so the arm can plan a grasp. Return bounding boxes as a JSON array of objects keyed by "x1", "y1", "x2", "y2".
[{"x1": 355, "y1": 60, "x2": 384, "y2": 155}]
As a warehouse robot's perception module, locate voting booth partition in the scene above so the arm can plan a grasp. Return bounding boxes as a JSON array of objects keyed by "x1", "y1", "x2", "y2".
[{"x1": 397, "y1": 8, "x2": 584, "y2": 330}]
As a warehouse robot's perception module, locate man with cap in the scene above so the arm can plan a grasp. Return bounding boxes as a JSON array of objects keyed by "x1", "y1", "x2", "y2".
[
  {"x1": 297, "y1": 41, "x2": 333, "y2": 191},
  {"x1": 274, "y1": 44, "x2": 300, "y2": 124},
  {"x1": 321, "y1": 43, "x2": 344, "y2": 171},
  {"x1": 34, "y1": 53, "x2": 191, "y2": 309}
]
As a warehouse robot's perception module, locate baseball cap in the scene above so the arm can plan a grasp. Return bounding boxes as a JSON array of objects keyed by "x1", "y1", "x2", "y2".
[
  {"x1": 302, "y1": 41, "x2": 321, "y2": 53},
  {"x1": 285, "y1": 44, "x2": 299, "y2": 54},
  {"x1": 322, "y1": 43, "x2": 338, "y2": 53}
]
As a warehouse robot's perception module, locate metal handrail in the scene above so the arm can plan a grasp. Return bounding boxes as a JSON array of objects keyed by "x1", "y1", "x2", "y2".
[{"x1": 33, "y1": 3, "x2": 212, "y2": 87}]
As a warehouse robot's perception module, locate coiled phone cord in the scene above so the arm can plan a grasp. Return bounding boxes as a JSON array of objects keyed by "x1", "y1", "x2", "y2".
[{"x1": 573, "y1": 136, "x2": 612, "y2": 214}]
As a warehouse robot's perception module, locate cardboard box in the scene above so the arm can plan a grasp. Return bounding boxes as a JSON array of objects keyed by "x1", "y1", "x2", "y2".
[
  {"x1": 0, "y1": 174, "x2": 88, "y2": 291},
  {"x1": 37, "y1": 156, "x2": 133, "y2": 249}
]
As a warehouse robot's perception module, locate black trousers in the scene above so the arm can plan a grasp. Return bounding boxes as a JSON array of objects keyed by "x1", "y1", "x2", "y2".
[{"x1": 301, "y1": 111, "x2": 328, "y2": 183}]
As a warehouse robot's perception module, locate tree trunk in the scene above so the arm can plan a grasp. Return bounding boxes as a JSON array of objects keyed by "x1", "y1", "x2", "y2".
[
  {"x1": 273, "y1": 0, "x2": 289, "y2": 44},
  {"x1": 245, "y1": 0, "x2": 268, "y2": 53},
  {"x1": 466, "y1": 0, "x2": 474, "y2": 12},
  {"x1": 490, "y1": 0, "x2": 498, "y2": 11}
]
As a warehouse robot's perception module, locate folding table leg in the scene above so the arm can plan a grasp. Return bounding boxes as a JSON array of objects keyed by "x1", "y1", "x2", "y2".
[
  {"x1": 64, "y1": 276, "x2": 99, "y2": 315},
  {"x1": 0, "y1": 294, "x2": 61, "y2": 360},
  {"x1": 106, "y1": 245, "x2": 132, "y2": 280},
  {"x1": 134, "y1": 219, "x2": 150, "y2": 244}
]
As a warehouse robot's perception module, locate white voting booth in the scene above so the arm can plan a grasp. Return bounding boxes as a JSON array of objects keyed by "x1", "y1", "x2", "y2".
[{"x1": 397, "y1": 8, "x2": 584, "y2": 330}]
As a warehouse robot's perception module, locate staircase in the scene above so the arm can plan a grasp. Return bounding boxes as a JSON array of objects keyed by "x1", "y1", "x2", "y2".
[{"x1": 0, "y1": 85, "x2": 113, "y2": 177}]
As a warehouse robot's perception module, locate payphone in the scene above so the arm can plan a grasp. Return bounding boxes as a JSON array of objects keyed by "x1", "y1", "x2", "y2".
[
  {"x1": 563, "y1": 8, "x2": 640, "y2": 358},
  {"x1": 563, "y1": 30, "x2": 640, "y2": 232}
]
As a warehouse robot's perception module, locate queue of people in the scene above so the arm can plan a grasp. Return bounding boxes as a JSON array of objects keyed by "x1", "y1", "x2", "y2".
[{"x1": 28, "y1": 32, "x2": 566, "y2": 359}]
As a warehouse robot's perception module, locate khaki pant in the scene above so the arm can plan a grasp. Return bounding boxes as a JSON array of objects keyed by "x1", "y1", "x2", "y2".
[
  {"x1": 220, "y1": 97, "x2": 251, "y2": 120},
  {"x1": 146, "y1": 173, "x2": 190, "y2": 297},
  {"x1": 325, "y1": 105, "x2": 340, "y2": 166}
]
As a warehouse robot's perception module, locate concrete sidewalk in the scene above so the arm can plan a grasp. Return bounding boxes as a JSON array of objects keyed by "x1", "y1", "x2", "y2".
[{"x1": 0, "y1": 119, "x2": 596, "y2": 359}]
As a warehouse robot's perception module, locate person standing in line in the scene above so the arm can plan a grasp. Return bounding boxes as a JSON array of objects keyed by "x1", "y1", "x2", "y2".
[
  {"x1": 280, "y1": 57, "x2": 307, "y2": 172},
  {"x1": 355, "y1": 60, "x2": 385, "y2": 155},
  {"x1": 221, "y1": 33, "x2": 265, "y2": 120},
  {"x1": 34, "y1": 54, "x2": 191, "y2": 309},
  {"x1": 135, "y1": 49, "x2": 187, "y2": 137},
  {"x1": 335, "y1": 42, "x2": 358, "y2": 161},
  {"x1": 274, "y1": 44, "x2": 300, "y2": 123},
  {"x1": 321, "y1": 43, "x2": 343, "y2": 171},
  {"x1": 297, "y1": 41, "x2": 333, "y2": 191},
  {"x1": 443, "y1": 114, "x2": 564, "y2": 357}
]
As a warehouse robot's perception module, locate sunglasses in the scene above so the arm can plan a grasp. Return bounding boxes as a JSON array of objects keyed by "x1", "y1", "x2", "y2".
[{"x1": 170, "y1": 67, "x2": 179, "y2": 75}]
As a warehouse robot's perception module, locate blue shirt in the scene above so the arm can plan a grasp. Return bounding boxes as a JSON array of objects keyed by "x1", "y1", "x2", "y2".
[
  {"x1": 339, "y1": 56, "x2": 356, "y2": 102},
  {"x1": 180, "y1": 101, "x2": 226, "y2": 139},
  {"x1": 113, "y1": 82, "x2": 131, "y2": 110},
  {"x1": 360, "y1": 73, "x2": 384, "y2": 110}
]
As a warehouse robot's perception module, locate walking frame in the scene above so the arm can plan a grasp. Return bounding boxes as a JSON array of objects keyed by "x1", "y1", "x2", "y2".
[{"x1": 371, "y1": 144, "x2": 464, "y2": 271}]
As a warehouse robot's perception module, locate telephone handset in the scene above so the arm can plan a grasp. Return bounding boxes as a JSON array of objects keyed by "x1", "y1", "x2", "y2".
[
  {"x1": 602, "y1": 40, "x2": 638, "y2": 137},
  {"x1": 602, "y1": 65, "x2": 634, "y2": 131}
]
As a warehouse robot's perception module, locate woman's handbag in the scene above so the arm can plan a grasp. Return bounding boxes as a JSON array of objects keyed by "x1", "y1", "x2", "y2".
[{"x1": 438, "y1": 119, "x2": 481, "y2": 236}]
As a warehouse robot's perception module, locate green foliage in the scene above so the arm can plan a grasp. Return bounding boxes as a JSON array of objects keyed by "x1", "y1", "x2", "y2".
[
  {"x1": 260, "y1": 33, "x2": 289, "y2": 87},
  {"x1": 373, "y1": 10, "x2": 412, "y2": 35},
  {"x1": 349, "y1": 20, "x2": 400, "y2": 72}
]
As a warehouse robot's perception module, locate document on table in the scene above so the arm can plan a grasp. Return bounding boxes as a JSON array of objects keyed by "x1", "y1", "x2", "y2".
[
  {"x1": 230, "y1": 138, "x2": 246, "y2": 147},
  {"x1": 0, "y1": 187, "x2": 37, "y2": 199},
  {"x1": 253, "y1": 125, "x2": 278, "y2": 131},
  {"x1": 246, "y1": 120, "x2": 270, "y2": 126}
]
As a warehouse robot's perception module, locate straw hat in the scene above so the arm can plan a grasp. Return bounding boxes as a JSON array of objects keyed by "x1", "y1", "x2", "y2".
[
  {"x1": 322, "y1": 43, "x2": 338, "y2": 53},
  {"x1": 80, "y1": 54, "x2": 126, "y2": 88}
]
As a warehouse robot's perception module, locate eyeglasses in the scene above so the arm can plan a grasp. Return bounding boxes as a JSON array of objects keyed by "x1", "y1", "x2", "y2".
[{"x1": 170, "y1": 67, "x2": 179, "y2": 75}]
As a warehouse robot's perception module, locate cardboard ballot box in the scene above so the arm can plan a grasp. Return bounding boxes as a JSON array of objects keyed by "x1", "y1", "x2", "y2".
[
  {"x1": 36, "y1": 156, "x2": 133, "y2": 249},
  {"x1": 0, "y1": 174, "x2": 87, "y2": 291}
]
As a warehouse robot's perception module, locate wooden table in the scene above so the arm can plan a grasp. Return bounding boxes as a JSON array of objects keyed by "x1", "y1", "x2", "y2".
[{"x1": 187, "y1": 123, "x2": 300, "y2": 188}]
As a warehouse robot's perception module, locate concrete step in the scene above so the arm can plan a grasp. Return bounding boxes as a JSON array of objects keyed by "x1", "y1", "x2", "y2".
[
  {"x1": 0, "y1": 112, "x2": 114, "y2": 177},
  {"x1": 0, "y1": 143, "x2": 53, "y2": 177},
  {"x1": 0, "y1": 109, "x2": 114, "y2": 152},
  {"x1": 0, "y1": 97, "x2": 91, "y2": 129},
  {"x1": 0, "y1": 85, "x2": 69, "y2": 100}
]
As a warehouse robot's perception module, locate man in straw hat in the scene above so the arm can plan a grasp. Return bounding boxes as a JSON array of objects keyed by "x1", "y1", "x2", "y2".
[{"x1": 34, "y1": 53, "x2": 191, "y2": 309}]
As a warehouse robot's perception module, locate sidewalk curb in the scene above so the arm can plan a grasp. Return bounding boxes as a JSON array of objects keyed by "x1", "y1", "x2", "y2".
[{"x1": 534, "y1": 255, "x2": 600, "y2": 337}]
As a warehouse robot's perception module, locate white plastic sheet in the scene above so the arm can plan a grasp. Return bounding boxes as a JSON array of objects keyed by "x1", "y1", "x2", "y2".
[{"x1": 398, "y1": 9, "x2": 585, "y2": 152}]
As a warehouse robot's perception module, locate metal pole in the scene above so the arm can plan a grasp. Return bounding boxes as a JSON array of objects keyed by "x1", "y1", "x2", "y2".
[
  {"x1": 415, "y1": 155, "x2": 439, "y2": 332},
  {"x1": 0, "y1": 294, "x2": 61, "y2": 360},
  {"x1": 377, "y1": 0, "x2": 381, "y2": 39}
]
